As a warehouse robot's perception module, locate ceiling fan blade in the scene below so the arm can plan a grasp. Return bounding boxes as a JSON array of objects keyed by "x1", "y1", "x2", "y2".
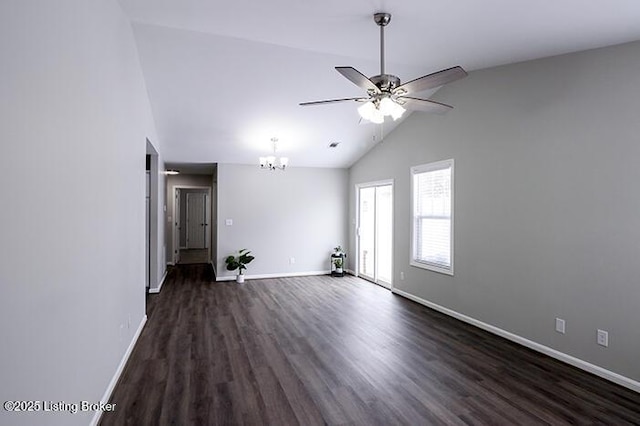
[
  {"x1": 335, "y1": 67, "x2": 381, "y2": 93},
  {"x1": 394, "y1": 66, "x2": 467, "y2": 95},
  {"x1": 397, "y1": 96, "x2": 453, "y2": 114},
  {"x1": 299, "y1": 97, "x2": 367, "y2": 106}
]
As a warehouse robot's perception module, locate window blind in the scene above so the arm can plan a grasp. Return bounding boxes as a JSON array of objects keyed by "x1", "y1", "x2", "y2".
[{"x1": 412, "y1": 160, "x2": 453, "y2": 273}]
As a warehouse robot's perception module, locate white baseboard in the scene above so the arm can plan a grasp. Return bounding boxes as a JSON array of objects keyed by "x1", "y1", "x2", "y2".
[
  {"x1": 216, "y1": 270, "x2": 331, "y2": 282},
  {"x1": 148, "y1": 269, "x2": 168, "y2": 294},
  {"x1": 392, "y1": 288, "x2": 640, "y2": 394},
  {"x1": 90, "y1": 315, "x2": 147, "y2": 426}
]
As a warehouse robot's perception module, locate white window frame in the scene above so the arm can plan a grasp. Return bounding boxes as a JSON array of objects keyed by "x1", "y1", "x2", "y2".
[{"x1": 410, "y1": 159, "x2": 454, "y2": 275}]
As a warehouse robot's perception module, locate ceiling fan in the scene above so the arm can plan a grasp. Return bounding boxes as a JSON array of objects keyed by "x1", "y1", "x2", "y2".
[{"x1": 300, "y1": 12, "x2": 468, "y2": 123}]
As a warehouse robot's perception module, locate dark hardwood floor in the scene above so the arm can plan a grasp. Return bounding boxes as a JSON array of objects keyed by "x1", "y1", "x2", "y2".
[{"x1": 103, "y1": 264, "x2": 640, "y2": 425}]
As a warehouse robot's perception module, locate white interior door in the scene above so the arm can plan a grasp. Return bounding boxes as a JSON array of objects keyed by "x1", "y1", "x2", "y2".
[
  {"x1": 186, "y1": 192, "x2": 206, "y2": 249},
  {"x1": 358, "y1": 182, "x2": 393, "y2": 288}
]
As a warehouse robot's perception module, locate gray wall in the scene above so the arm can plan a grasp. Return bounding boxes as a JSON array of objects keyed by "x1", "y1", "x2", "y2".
[
  {"x1": 0, "y1": 1, "x2": 160, "y2": 425},
  {"x1": 217, "y1": 164, "x2": 348, "y2": 279},
  {"x1": 349, "y1": 40, "x2": 640, "y2": 383},
  {"x1": 165, "y1": 174, "x2": 213, "y2": 263}
]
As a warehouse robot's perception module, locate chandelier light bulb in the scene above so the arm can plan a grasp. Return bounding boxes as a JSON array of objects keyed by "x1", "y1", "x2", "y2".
[{"x1": 266, "y1": 155, "x2": 276, "y2": 166}]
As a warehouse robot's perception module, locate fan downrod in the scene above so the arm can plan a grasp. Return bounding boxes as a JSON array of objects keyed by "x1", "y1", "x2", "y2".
[{"x1": 371, "y1": 12, "x2": 399, "y2": 91}]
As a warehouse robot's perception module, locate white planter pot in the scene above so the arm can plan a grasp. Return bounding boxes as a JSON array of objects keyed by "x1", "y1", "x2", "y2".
[
  {"x1": 236, "y1": 274, "x2": 245, "y2": 283},
  {"x1": 336, "y1": 267, "x2": 343, "y2": 274}
]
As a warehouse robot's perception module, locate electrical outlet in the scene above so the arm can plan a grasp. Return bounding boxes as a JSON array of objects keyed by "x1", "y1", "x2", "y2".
[
  {"x1": 400, "y1": 272, "x2": 405, "y2": 280},
  {"x1": 289, "y1": 257, "x2": 295, "y2": 265},
  {"x1": 555, "y1": 318, "x2": 566, "y2": 334},
  {"x1": 597, "y1": 329, "x2": 609, "y2": 347}
]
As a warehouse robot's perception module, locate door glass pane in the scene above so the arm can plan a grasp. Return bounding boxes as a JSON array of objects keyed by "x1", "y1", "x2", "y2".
[
  {"x1": 376, "y1": 185, "x2": 392, "y2": 284},
  {"x1": 359, "y1": 187, "x2": 375, "y2": 278}
]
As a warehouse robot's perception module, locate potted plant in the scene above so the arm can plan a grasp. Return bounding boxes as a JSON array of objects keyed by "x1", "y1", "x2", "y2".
[
  {"x1": 225, "y1": 249, "x2": 255, "y2": 283},
  {"x1": 333, "y1": 257, "x2": 344, "y2": 274},
  {"x1": 331, "y1": 245, "x2": 346, "y2": 277}
]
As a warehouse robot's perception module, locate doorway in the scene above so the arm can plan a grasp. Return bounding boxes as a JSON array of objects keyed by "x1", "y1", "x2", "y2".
[
  {"x1": 173, "y1": 186, "x2": 211, "y2": 265},
  {"x1": 357, "y1": 181, "x2": 393, "y2": 288},
  {"x1": 145, "y1": 140, "x2": 160, "y2": 295}
]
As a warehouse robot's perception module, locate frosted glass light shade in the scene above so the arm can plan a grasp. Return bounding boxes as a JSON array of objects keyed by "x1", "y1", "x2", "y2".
[
  {"x1": 358, "y1": 101, "x2": 376, "y2": 121},
  {"x1": 358, "y1": 98, "x2": 404, "y2": 123},
  {"x1": 379, "y1": 97, "x2": 406, "y2": 120}
]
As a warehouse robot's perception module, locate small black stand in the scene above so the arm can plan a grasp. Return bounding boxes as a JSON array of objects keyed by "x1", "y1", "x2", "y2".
[{"x1": 330, "y1": 252, "x2": 346, "y2": 277}]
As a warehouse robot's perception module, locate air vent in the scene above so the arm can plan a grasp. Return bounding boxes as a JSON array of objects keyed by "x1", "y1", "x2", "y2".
[{"x1": 329, "y1": 142, "x2": 340, "y2": 148}]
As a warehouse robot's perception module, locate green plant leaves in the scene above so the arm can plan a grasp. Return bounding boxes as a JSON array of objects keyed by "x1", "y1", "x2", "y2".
[{"x1": 225, "y1": 250, "x2": 254, "y2": 272}]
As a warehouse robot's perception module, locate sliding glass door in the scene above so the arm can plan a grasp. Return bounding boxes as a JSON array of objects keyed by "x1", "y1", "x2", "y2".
[{"x1": 357, "y1": 181, "x2": 393, "y2": 288}]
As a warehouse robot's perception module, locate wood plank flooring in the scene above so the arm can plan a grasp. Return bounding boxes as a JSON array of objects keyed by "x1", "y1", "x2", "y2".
[
  {"x1": 178, "y1": 249, "x2": 210, "y2": 265},
  {"x1": 102, "y1": 264, "x2": 640, "y2": 425}
]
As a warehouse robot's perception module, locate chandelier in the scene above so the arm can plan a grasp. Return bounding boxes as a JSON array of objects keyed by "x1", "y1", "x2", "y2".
[{"x1": 259, "y1": 137, "x2": 289, "y2": 171}]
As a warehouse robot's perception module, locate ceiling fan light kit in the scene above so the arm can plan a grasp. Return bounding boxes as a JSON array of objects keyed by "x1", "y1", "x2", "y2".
[
  {"x1": 300, "y1": 12, "x2": 468, "y2": 123},
  {"x1": 358, "y1": 97, "x2": 406, "y2": 123}
]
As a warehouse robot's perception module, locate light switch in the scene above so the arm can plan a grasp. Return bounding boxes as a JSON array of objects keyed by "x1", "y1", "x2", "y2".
[{"x1": 225, "y1": 219, "x2": 233, "y2": 226}]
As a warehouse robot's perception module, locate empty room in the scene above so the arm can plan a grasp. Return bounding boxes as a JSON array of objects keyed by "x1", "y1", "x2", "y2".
[{"x1": 1, "y1": 1, "x2": 640, "y2": 425}]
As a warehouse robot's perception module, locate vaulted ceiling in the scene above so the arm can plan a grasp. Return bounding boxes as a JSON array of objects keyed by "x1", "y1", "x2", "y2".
[{"x1": 120, "y1": 0, "x2": 640, "y2": 168}]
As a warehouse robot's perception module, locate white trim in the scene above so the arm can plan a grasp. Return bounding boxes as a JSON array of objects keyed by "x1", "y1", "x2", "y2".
[
  {"x1": 216, "y1": 270, "x2": 331, "y2": 282},
  {"x1": 409, "y1": 259, "x2": 453, "y2": 276},
  {"x1": 148, "y1": 269, "x2": 168, "y2": 294},
  {"x1": 410, "y1": 159, "x2": 455, "y2": 276},
  {"x1": 356, "y1": 178, "x2": 394, "y2": 188},
  {"x1": 90, "y1": 315, "x2": 148, "y2": 426},
  {"x1": 391, "y1": 288, "x2": 640, "y2": 394}
]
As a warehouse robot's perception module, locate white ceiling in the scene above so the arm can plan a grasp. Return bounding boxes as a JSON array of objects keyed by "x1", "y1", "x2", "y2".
[{"x1": 121, "y1": 0, "x2": 640, "y2": 168}]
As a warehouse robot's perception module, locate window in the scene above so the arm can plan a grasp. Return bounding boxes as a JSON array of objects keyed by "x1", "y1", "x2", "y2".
[{"x1": 411, "y1": 159, "x2": 454, "y2": 275}]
